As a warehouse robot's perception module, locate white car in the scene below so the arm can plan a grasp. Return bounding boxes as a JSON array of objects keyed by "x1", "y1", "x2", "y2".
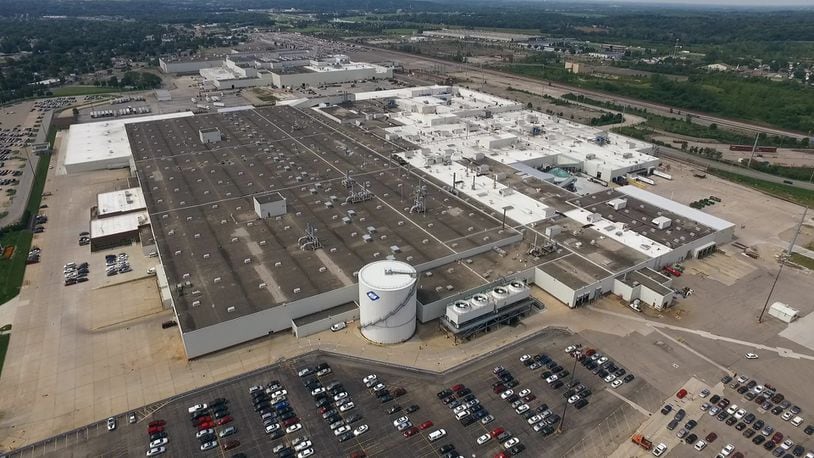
[
  {"x1": 354, "y1": 424, "x2": 368, "y2": 436},
  {"x1": 334, "y1": 425, "x2": 351, "y2": 436},
  {"x1": 146, "y1": 447, "x2": 166, "y2": 457},
  {"x1": 396, "y1": 421, "x2": 413, "y2": 431},
  {"x1": 745, "y1": 353, "x2": 759, "y2": 359},
  {"x1": 564, "y1": 345, "x2": 577, "y2": 353},
  {"x1": 200, "y1": 441, "x2": 217, "y2": 451},
  {"x1": 700, "y1": 388, "x2": 710, "y2": 398},
  {"x1": 106, "y1": 417, "x2": 116, "y2": 431},
  {"x1": 791, "y1": 416, "x2": 804, "y2": 427},
  {"x1": 297, "y1": 449, "x2": 314, "y2": 458},
  {"x1": 700, "y1": 402, "x2": 710, "y2": 411},
  {"x1": 249, "y1": 385, "x2": 263, "y2": 394},
  {"x1": 520, "y1": 354, "x2": 531, "y2": 362},
  {"x1": 518, "y1": 388, "x2": 531, "y2": 397},
  {"x1": 781, "y1": 439, "x2": 794, "y2": 450},
  {"x1": 428, "y1": 429, "x2": 446, "y2": 441},
  {"x1": 286, "y1": 423, "x2": 302, "y2": 434},
  {"x1": 271, "y1": 389, "x2": 288, "y2": 399},
  {"x1": 316, "y1": 367, "x2": 332, "y2": 377},
  {"x1": 453, "y1": 404, "x2": 468, "y2": 414},
  {"x1": 297, "y1": 367, "x2": 313, "y2": 377},
  {"x1": 652, "y1": 443, "x2": 667, "y2": 457},
  {"x1": 515, "y1": 404, "x2": 529, "y2": 414},
  {"x1": 265, "y1": 423, "x2": 280, "y2": 434},
  {"x1": 456, "y1": 410, "x2": 470, "y2": 420},
  {"x1": 363, "y1": 374, "x2": 377, "y2": 385},
  {"x1": 187, "y1": 403, "x2": 207, "y2": 413},
  {"x1": 340, "y1": 402, "x2": 355, "y2": 412},
  {"x1": 477, "y1": 433, "x2": 491, "y2": 445},
  {"x1": 330, "y1": 322, "x2": 347, "y2": 332},
  {"x1": 503, "y1": 437, "x2": 520, "y2": 449},
  {"x1": 393, "y1": 416, "x2": 409, "y2": 427},
  {"x1": 752, "y1": 385, "x2": 764, "y2": 394},
  {"x1": 708, "y1": 406, "x2": 720, "y2": 416},
  {"x1": 736, "y1": 375, "x2": 748, "y2": 384},
  {"x1": 720, "y1": 444, "x2": 735, "y2": 456},
  {"x1": 568, "y1": 395, "x2": 580, "y2": 404},
  {"x1": 611, "y1": 379, "x2": 623, "y2": 388},
  {"x1": 694, "y1": 440, "x2": 707, "y2": 451},
  {"x1": 782, "y1": 411, "x2": 794, "y2": 421},
  {"x1": 500, "y1": 389, "x2": 514, "y2": 400},
  {"x1": 545, "y1": 374, "x2": 559, "y2": 383},
  {"x1": 311, "y1": 387, "x2": 326, "y2": 396},
  {"x1": 604, "y1": 374, "x2": 616, "y2": 383},
  {"x1": 372, "y1": 383, "x2": 386, "y2": 392},
  {"x1": 149, "y1": 438, "x2": 168, "y2": 448},
  {"x1": 597, "y1": 356, "x2": 608, "y2": 364},
  {"x1": 527, "y1": 414, "x2": 543, "y2": 425},
  {"x1": 196, "y1": 428, "x2": 214, "y2": 438},
  {"x1": 726, "y1": 404, "x2": 738, "y2": 415},
  {"x1": 294, "y1": 440, "x2": 312, "y2": 452},
  {"x1": 734, "y1": 409, "x2": 746, "y2": 420},
  {"x1": 333, "y1": 392, "x2": 348, "y2": 401}
]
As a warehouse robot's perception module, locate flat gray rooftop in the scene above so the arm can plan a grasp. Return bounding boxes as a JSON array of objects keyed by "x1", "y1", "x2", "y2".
[
  {"x1": 538, "y1": 253, "x2": 613, "y2": 290},
  {"x1": 568, "y1": 189, "x2": 716, "y2": 248},
  {"x1": 129, "y1": 106, "x2": 522, "y2": 332}
]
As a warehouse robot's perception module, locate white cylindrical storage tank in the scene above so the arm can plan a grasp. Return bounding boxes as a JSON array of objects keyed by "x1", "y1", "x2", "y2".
[{"x1": 358, "y1": 260, "x2": 417, "y2": 344}]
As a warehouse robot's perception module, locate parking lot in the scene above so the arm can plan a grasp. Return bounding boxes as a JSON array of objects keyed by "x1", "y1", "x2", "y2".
[
  {"x1": 8, "y1": 328, "x2": 663, "y2": 458},
  {"x1": 641, "y1": 372, "x2": 814, "y2": 458}
]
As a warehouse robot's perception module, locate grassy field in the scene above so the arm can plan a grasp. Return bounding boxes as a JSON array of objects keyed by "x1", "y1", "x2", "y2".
[
  {"x1": 709, "y1": 168, "x2": 814, "y2": 208},
  {"x1": 0, "y1": 230, "x2": 33, "y2": 305},
  {"x1": 51, "y1": 86, "x2": 120, "y2": 97},
  {"x1": 790, "y1": 252, "x2": 814, "y2": 270}
]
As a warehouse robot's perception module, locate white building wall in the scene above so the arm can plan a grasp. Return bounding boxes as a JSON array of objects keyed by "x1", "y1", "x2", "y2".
[
  {"x1": 272, "y1": 66, "x2": 393, "y2": 89},
  {"x1": 181, "y1": 284, "x2": 358, "y2": 358},
  {"x1": 159, "y1": 58, "x2": 224, "y2": 74},
  {"x1": 534, "y1": 267, "x2": 577, "y2": 307},
  {"x1": 612, "y1": 279, "x2": 637, "y2": 302}
]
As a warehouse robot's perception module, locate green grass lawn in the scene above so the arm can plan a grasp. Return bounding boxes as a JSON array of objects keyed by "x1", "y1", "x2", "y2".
[
  {"x1": 790, "y1": 253, "x2": 814, "y2": 270},
  {"x1": 0, "y1": 230, "x2": 33, "y2": 305},
  {"x1": 709, "y1": 168, "x2": 814, "y2": 208},
  {"x1": 51, "y1": 86, "x2": 120, "y2": 97}
]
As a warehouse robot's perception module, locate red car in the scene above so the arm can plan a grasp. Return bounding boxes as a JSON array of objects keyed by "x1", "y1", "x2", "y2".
[
  {"x1": 490, "y1": 427, "x2": 505, "y2": 438},
  {"x1": 193, "y1": 416, "x2": 212, "y2": 426},
  {"x1": 418, "y1": 420, "x2": 433, "y2": 430},
  {"x1": 216, "y1": 415, "x2": 233, "y2": 426},
  {"x1": 222, "y1": 440, "x2": 240, "y2": 450},
  {"x1": 350, "y1": 452, "x2": 366, "y2": 458},
  {"x1": 495, "y1": 452, "x2": 509, "y2": 458},
  {"x1": 148, "y1": 420, "x2": 166, "y2": 428},
  {"x1": 147, "y1": 425, "x2": 164, "y2": 434},
  {"x1": 493, "y1": 384, "x2": 506, "y2": 394},
  {"x1": 584, "y1": 349, "x2": 596, "y2": 357},
  {"x1": 663, "y1": 266, "x2": 682, "y2": 277},
  {"x1": 771, "y1": 432, "x2": 783, "y2": 444},
  {"x1": 522, "y1": 394, "x2": 536, "y2": 402},
  {"x1": 402, "y1": 426, "x2": 419, "y2": 438},
  {"x1": 282, "y1": 417, "x2": 299, "y2": 427},
  {"x1": 451, "y1": 384, "x2": 465, "y2": 392},
  {"x1": 706, "y1": 432, "x2": 718, "y2": 443},
  {"x1": 197, "y1": 421, "x2": 214, "y2": 431},
  {"x1": 676, "y1": 389, "x2": 688, "y2": 399}
]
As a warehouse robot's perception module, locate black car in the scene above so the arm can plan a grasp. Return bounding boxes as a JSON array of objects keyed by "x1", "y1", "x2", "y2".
[
  {"x1": 674, "y1": 409, "x2": 686, "y2": 422},
  {"x1": 462, "y1": 393, "x2": 476, "y2": 402},
  {"x1": 685, "y1": 419, "x2": 697, "y2": 430},
  {"x1": 439, "y1": 444, "x2": 455, "y2": 454},
  {"x1": 406, "y1": 405, "x2": 419, "y2": 414},
  {"x1": 771, "y1": 406, "x2": 784, "y2": 415},
  {"x1": 763, "y1": 440, "x2": 775, "y2": 451},
  {"x1": 506, "y1": 394, "x2": 520, "y2": 403},
  {"x1": 717, "y1": 411, "x2": 729, "y2": 421},
  {"x1": 510, "y1": 443, "x2": 526, "y2": 455},
  {"x1": 792, "y1": 445, "x2": 805, "y2": 457},
  {"x1": 743, "y1": 428, "x2": 755, "y2": 438},
  {"x1": 685, "y1": 433, "x2": 697, "y2": 444},
  {"x1": 661, "y1": 405, "x2": 673, "y2": 415},
  {"x1": 744, "y1": 413, "x2": 756, "y2": 424},
  {"x1": 709, "y1": 394, "x2": 721, "y2": 404},
  {"x1": 725, "y1": 416, "x2": 737, "y2": 426},
  {"x1": 578, "y1": 389, "x2": 592, "y2": 398},
  {"x1": 737, "y1": 385, "x2": 749, "y2": 395},
  {"x1": 753, "y1": 435, "x2": 766, "y2": 445},
  {"x1": 597, "y1": 369, "x2": 609, "y2": 379},
  {"x1": 550, "y1": 380, "x2": 564, "y2": 389},
  {"x1": 754, "y1": 420, "x2": 765, "y2": 430},
  {"x1": 437, "y1": 389, "x2": 453, "y2": 399},
  {"x1": 380, "y1": 394, "x2": 393, "y2": 403},
  {"x1": 574, "y1": 399, "x2": 588, "y2": 409},
  {"x1": 149, "y1": 431, "x2": 167, "y2": 441},
  {"x1": 666, "y1": 419, "x2": 679, "y2": 430},
  {"x1": 346, "y1": 414, "x2": 362, "y2": 424},
  {"x1": 804, "y1": 424, "x2": 814, "y2": 435},
  {"x1": 506, "y1": 379, "x2": 519, "y2": 388},
  {"x1": 338, "y1": 432, "x2": 354, "y2": 443},
  {"x1": 623, "y1": 374, "x2": 635, "y2": 383},
  {"x1": 386, "y1": 405, "x2": 401, "y2": 414}
]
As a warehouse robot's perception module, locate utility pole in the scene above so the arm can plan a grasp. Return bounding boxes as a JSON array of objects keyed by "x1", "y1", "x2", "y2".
[
  {"x1": 758, "y1": 206, "x2": 808, "y2": 323},
  {"x1": 557, "y1": 344, "x2": 582, "y2": 434},
  {"x1": 746, "y1": 133, "x2": 760, "y2": 169}
]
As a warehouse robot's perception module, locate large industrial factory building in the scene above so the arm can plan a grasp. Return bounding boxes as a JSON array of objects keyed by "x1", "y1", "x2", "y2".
[{"x1": 66, "y1": 84, "x2": 734, "y2": 358}]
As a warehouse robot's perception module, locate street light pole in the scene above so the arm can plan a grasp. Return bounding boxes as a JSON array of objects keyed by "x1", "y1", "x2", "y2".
[
  {"x1": 557, "y1": 345, "x2": 582, "y2": 434},
  {"x1": 758, "y1": 206, "x2": 807, "y2": 323}
]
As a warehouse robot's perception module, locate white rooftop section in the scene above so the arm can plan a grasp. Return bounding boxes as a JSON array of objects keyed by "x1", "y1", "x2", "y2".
[
  {"x1": 617, "y1": 185, "x2": 735, "y2": 231},
  {"x1": 64, "y1": 112, "x2": 193, "y2": 173},
  {"x1": 97, "y1": 187, "x2": 146, "y2": 217},
  {"x1": 90, "y1": 211, "x2": 147, "y2": 238},
  {"x1": 349, "y1": 85, "x2": 657, "y2": 225},
  {"x1": 564, "y1": 207, "x2": 673, "y2": 258}
]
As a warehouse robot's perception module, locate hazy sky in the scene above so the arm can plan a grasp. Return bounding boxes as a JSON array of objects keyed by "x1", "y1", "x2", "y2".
[{"x1": 586, "y1": 0, "x2": 813, "y2": 5}]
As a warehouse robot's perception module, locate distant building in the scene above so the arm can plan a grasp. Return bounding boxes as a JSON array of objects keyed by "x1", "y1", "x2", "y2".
[
  {"x1": 705, "y1": 63, "x2": 730, "y2": 72},
  {"x1": 159, "y1": 56, "x2": 225, "y2": 74}
]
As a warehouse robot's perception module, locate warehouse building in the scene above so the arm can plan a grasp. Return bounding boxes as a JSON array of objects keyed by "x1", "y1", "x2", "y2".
[
  {"x1": 159, "y1": 56, "x2": 226, "y2": 74},
  {"x1": 106, "y1": 85, "x2": 734, "y2": 358}
]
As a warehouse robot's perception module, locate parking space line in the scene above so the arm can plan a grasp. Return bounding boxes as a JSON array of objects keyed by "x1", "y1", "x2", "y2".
[{"x1": 603, "y1": 388, "x2": 653, "y2": 416}]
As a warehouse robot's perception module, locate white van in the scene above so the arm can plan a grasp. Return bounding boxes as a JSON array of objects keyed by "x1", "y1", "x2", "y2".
[{"x1": 428, "y1": 429, "x2": 447, "y2": 442}]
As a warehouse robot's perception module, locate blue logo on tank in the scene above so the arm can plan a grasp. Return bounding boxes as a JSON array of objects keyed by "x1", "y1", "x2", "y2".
[{"x1": 366, "y1": 291, "x2": 380, "y2": 301}]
